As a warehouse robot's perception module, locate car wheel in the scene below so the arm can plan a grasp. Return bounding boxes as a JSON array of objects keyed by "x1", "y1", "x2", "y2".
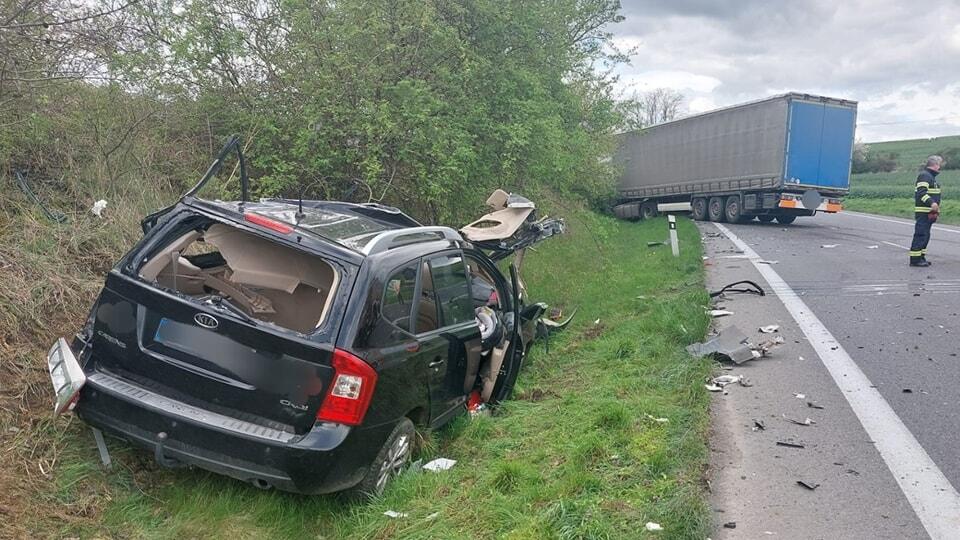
[
  {"x1": 776, "y1": 215, "x2": 797, "y2": 225},
  {"x1": 691, "y1": 198, "x2": 708, "y2": 221},
  {"x1": 640, "y1": 202, "x2": 658, "y2": 220},
  {"x1": 708, "y1": 197, "x2": 726, "y2": 222},
  {"x1": 724, "y1": 196, "x2": 743, "y2": 223},
  {"x1": 346, "y1": 418, "x2": 415, "y2": 499},
  {"x1": 757, "y1": 215, "x2": 775, "y2": 223}
]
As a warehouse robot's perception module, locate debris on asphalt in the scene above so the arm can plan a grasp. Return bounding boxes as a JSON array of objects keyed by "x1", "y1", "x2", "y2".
[
  {"x1": 776, "y1": 441, "x2": 805, "y2": 449},
  {"x1": 91, "y1": 199, "x2": 108, "y2": 218},
  {"x1": 687, "y1": 327, "x2": 756, "y2": 364},
  {"x1": 807, "y1": 401, "x2": 825, "y2": 409},
  {"x1": 796, "y1": 480, "x2": 820, "y2": 490},
  {"x1": 759, "y1": 325, "x2": 780, "y2": 333},
  {"x1": 723, "y1": 522, "x2": 737, "y2": 529},
  {"x1": 705, "y1": 384, "x2": 724, "y2": 392},
  {"x1": 712, "y1": 375, "x2": 742, "y2": 386},
  {"x1": 645, "y1": 522, "x2": 664, "y2": 532},
  {"x1": 757, "y1": 260, "x2": 778, "y2": 265},
  {"x1": 709, "y1": 309, "x2": 734, "y2": 317},
  {"x1": 753, "y1": 335, "x2": 785, "y2": 357},
  {"x1": 423, "y1": 458, "x2": 457, "y2": 472},
  {"x1": 783, "y1": 415, "x2": 816, "y2": 426},
  {"x1": 710, "y1": 280, "x2": 765, "y2": 298},
  {"x1": 753, "y1": 419, "x2": 766, "y2": 431},
  {"x1": 793, "y1": 393, "x2": 806, "y2": 399},
  {"x1": 820, "y1": 244, "x2": 838, "y2": 248},
  {"x1": 867, "y1": 245, "x2": 879, "y2": 249},
  {"x1": 384, "y1": 510, "x2": 408, "y2": 518},
  {"x1": 902, "y1": 389, "x2": 913, "y2": 394}
]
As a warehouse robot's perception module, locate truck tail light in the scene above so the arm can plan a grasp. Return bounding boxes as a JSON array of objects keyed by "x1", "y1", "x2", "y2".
[{"x1": 316, "y1": 349, "x2": 378, "y2": 426}]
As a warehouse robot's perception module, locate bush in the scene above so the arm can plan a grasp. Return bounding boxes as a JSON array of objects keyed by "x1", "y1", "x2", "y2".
[
  {"x1": 851, "y1": 148, "x2": 899, "y2": 174},
  {"x1": 937, "y1": 148, "x2": 960, "y2": 170}
]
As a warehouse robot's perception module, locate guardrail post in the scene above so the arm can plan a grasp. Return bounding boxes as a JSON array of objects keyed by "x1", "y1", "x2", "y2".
[{"x1": 668, "y1": 214, "x2": 679, "y2": 257}]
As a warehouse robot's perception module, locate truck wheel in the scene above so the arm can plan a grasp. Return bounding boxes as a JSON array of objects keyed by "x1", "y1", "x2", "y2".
[
  {"x1": 640, "y1": 202, "x2": 658, "y2": 220},
  {"x1": 691, "y1": 198, "x2": 707, "y2": 221},
  {"x1": 724, "y1": 196, "x2": 743, "y2": 223},
  {"x1": 708, "y1": 197, "x2": 726, "y2": 222},
  {"x1": 776, "y1": 215, "x2": 797, "y2": 225},
  {"x1": 757, "y1": 215, "x2": 774, "y2": 223}
]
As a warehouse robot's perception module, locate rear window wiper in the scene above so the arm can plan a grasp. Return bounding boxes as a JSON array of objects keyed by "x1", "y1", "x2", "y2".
[{"x1": 205, "y1": 295, "x2": 256, "y2": 325}]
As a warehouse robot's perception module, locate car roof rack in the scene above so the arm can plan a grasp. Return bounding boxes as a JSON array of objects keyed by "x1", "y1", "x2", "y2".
[{"x1": 360, "y1": 226, "x2": 463, "y2": 255}]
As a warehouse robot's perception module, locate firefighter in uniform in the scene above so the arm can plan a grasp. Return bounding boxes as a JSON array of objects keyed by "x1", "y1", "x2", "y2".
[{"x1": 909, "y1": 155, "x2": 944, "y2": 267}]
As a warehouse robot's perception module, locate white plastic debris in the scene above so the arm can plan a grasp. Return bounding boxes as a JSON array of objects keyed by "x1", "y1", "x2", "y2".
[
  {"x1": 820, "y1": 244, "x2": 838, "y2": 248},
  {"x1": 425, "y1": 512, "x2": 440, "y2": 521},
  {"x1": 759, "y1": 325, "x2": 780, "y2": 333},
  {"x1": 645, "y1": 522, "x2": 663, "y2": 532},
  {"x1": 383, "y1": 510, "x2": 408, "y2": 518},
  {"x1": 709, "y1": 310, "x2": 734, "y2": 317},
  {"x1": 793, "y1": 393, "x2": 806, "y2": 399},
  {"x1": 90, "y1": 199, "x2": 108, "y2": 218},
  {"x1": 594, "y1": 318, "x2": 601, "y2": 325},
  {"x1": 757, "y1": 260, "x2": 778, "y2": 265},
  {"x1": 712, "y1": 375, "x2": 741, "y2": 386},
  {"x1": 422, "y1": 458, "x2": 457, "y2": 472},
  {"x1": 867, "y1": 245, "x2": 879, "y2": 249},
  {"x1": 705, "y1": 384, "x2": 723, "y2": 392},
  {"x1": 646, "y1": 414, "x2": 669, "y2": 423}
]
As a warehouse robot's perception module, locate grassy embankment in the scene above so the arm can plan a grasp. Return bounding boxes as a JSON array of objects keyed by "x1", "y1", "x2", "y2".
[
  {"x1": 844, "y1": 135, "x2": 960, "y2": 224},
  {"x1": 4, "y1": 186, "x2": 714, "y2": 538}
]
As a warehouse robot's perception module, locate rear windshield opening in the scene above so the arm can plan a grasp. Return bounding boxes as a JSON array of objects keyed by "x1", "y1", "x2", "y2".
[{"x1": 138, "y1": 222, "x2": 339, "y2": 334}]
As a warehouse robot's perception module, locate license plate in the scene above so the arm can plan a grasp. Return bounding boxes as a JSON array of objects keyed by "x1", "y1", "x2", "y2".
[{"x1": 47, "y1": 337, "x2": 86, "y2": 415}]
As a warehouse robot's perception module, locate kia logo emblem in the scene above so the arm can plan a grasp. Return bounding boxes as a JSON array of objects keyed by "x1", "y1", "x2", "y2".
[{"x1": 194, "y1": 313, "x2": 219, "y2": 329}]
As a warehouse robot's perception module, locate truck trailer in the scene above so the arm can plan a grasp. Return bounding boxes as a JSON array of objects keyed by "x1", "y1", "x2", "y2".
[{"x1": 613, "y1": 93, "x2": 857, "y2": 224}]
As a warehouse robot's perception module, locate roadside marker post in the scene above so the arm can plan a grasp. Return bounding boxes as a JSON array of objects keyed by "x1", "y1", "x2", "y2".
[{"x1": 668, "y1": 214, "x2": 679, "y2": 257}]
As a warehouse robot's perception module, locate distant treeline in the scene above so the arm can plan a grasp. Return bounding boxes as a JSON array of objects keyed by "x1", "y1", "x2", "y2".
[{"x1": 1, "y1": 0, "x2": 627, "y2": 223}]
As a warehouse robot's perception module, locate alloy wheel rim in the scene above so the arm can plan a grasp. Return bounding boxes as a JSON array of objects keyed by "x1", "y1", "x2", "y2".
[{"x1": 375, "y1": 433, "x2": 411, "y2": 493}]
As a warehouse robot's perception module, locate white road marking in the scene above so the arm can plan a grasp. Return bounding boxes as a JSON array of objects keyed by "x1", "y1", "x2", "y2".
[
  {"x1": 881, "y1": 240, "x2": 909, "y2": 250},
  {"x1": 844, "y1": 211, "x2": 960, "y2": 235},
  {"x1": 714, "y1": 222, "x2": 960, "y2": 539}
]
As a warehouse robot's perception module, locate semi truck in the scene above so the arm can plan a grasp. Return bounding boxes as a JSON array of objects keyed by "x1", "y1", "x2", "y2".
[{"x1": 613, "y1": 93, "x2": 857, "y2": 224}]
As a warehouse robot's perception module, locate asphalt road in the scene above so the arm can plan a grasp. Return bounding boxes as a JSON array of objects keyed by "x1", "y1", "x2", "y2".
[{"x1": 702, "y1": 211, "x2": 960, "y2": 539}]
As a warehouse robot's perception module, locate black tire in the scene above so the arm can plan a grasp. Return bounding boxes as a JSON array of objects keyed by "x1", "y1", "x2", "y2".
[
  {"x1": 640, "y1": 202, "x2": 658, "y2": 220},
  {"x1": 691, "y1": 198, "x2": 708, "y2": 221},
  {"x1": 757, "y1": 215, "x2": 775, "y2": 223},
  {"x1": 345, "y1": 418, "x2": 415, "y2": 499},
  {"x1": 488, "y1": 344, "x2": 524, "y2": 405},
  {"x1": 776, "y1": 215, "x2": 797, "y2": 225},
  {"x1": 724, "y1": 195, "x2": 743, "y2": 223},
  {"x1": 708, "y1": 197, "x2": 726, "y2": 222}
]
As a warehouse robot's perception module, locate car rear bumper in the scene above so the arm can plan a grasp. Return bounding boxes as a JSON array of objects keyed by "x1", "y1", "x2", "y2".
[{"x1": 76, "y1": 370, "x2": 394, "y2": 494}]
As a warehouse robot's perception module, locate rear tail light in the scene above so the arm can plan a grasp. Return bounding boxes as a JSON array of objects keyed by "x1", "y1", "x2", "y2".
[
  {"x1": 244, "y1": 212, "x2": 293, "y2": 234},
  {"x1": 316, "y1": 349, "x2": 378, "y2": 426}
]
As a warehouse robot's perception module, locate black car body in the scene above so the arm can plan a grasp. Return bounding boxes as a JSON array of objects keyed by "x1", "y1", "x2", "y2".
[{"x1": 47, "y1": 138, "x2": 564, "y2": 496}]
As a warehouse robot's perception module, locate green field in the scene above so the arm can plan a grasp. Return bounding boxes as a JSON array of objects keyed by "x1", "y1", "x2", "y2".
[
  {"x1": 26, "y1": 210, "x2": 714, "y2": 539},
  {"x1": 845, "y1": 135, "x2": 960, "y2": 224}
]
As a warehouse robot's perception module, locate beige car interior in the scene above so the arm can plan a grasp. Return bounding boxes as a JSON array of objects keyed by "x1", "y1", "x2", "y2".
[
  {"x1": 460, "y1": 189, "x2": 534, "y2": 242},
  {"x1": 139, "y1": 224, "x2": 338, "y2": 334}
]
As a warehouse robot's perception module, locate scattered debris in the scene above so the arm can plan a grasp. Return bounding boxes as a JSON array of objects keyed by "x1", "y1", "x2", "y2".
[
  {"x1": 798, "y1": 356, "x2": 805, "y2": 361},
  {"x1": 645, "y1": 522, "x2": 663, "y2": 532},
  {"x1": 687, "y1": 327, "x2": 755, "y2": 364},
  {"x1": 423, "y1": 458, "x2": 457, "y2": 472},
  {"x1": 384, "y1": 510, "x2": 408, "y2": 518},
  {"x1": 902, "y1": 389, "x2": 913, "y2": 394},
  {"x1": 757, "y1": 260, "x2": 778, "y2": 265},
  {"x1": 91, "y1": 199, "x2": 108, "y2": 218},
  {"x1": 13, "y1": 170, "x2": 68, "y2": 223},
  {"x1": 867, "y1": 245, "x2": 879, "y2": 249},
  {"x1": 712, "y1": 375, "x2": 742, "y2": 386},
  {"x1": 705, "y1": 384, "x2": 724, "y2": 392},
  {"x1": 846, "y1": 469, "x2": 860, "y2": 476},
  {"x1": 759, "y1": 325, "x2": 780, "y2": 333},
  {"x1": 807, "y1": 401, "x2": 824, "y2": 410},
  {"x1": 820, "y1": 244, "x2": 838, "y2": 249},
  {"x1": 647, "y1": 241, "x2": 666, "y2": 247},
  {"x1": 796, "y1": 480, "x2": 820, "y2": 490},
  {"x1": 425, "y1": 512, "x2": 440, "y2": 521},
  {"x1": 594, "y1": 318, "x2": 600, "y2": 325},
  {"x1": 753, "y1": 335, "x2": 785, "y2": 357},
  {"x1": 776, "y1": 441, "x2": 805, "y2": 449},
  {"x1": 708, "y1": 309, "x2": 734, "y2": 317},
  {"x1": 753, "y1": 419, "x2": 766, "y2": 431},
  {"x1": 710, "y1": 280, "x2": 765, "y2": 298},
  {"x1": 783, "y1": 415, "x2": 816, "y2": 426},
  {"x1": 645, "y1": 414, "x2": 669, "y2": 423},
  {"x1": 793, "y1": 393, "x2": 806, "y2": 399},
  {"x1": 724, "y1": 522, "x2": 737, "y2": 529}
]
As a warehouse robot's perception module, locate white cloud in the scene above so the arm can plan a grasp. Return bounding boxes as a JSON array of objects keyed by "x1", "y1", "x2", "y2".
[{"x1": 607, "y1": 0, "x2": 960, "y2": 141}]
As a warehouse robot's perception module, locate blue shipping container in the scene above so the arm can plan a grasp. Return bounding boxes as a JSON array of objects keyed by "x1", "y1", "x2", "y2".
[{"x1": 784, "y1": 98, "x2": 857, "y2": 190}]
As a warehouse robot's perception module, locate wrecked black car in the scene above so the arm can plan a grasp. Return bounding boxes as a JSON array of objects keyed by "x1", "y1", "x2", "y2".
[{"x1": 46, "y1": 137, "x2": 565, "y2": 496}]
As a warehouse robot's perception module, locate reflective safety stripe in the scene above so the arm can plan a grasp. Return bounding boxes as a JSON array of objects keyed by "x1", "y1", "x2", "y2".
[
  {"x1": 915, "y1": 206, "x2": 932, "y2": 212},
  {"x1": 921, "y1": 249, "x2": 928, "y2": 254},
  {"x1": 917, "y1": 182, "x2": 931, "y2": 189},
  {"x1": 927, "y1": 188, "x2": 941, "y2": 194},
  {"x1": 921, "y1": 194, "x2": 932, "y2": 202},
  {"x1": 910, "y1": 250, "x2": 923, "y2": 256}
]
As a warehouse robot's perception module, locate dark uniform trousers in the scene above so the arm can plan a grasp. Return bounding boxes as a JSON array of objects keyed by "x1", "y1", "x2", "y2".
[
  {"x1": 909, "y1": 215, "x2": 933, "y2": 263},
  {"x1": 910, "y1": 167, "x2": 940, "y2": 263}
]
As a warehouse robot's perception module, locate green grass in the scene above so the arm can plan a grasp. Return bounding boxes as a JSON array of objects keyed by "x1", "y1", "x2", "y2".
[
  {"x1": 846, "y1": 135, "x2": 960, "y2": 224},
  {"x1": 43, "y1": 210, "x2": 713, "y2": 539}
]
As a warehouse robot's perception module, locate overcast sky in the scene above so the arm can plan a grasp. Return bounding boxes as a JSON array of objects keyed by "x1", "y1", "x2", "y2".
[{"x1": 605, "y1": 0, "x2": 960, "y2": 142}]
